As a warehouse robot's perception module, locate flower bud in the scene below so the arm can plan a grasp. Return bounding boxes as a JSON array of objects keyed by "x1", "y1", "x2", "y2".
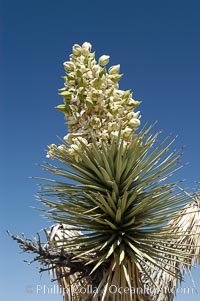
[
  {"x1": 68, "y1": 148, "x2": 75, "y2": 156},
  {"x1": 55, "y1": 104, "x2": 69, "y2": 113},
  {"x1": 111, "y1": 103, "x2": 121, "y2": 114},
  {"x1": 123, "y1": 90, "x2": 131, "y2": 99},
  {"x1": 78, "y1": 137, "x2": 88, "y2": 145},
  {"x1": 63, "y1": 61, "x2": 74, "y2": 72},
  {"x1": 93, "y1": 117, "x2": 101, "y2": 124},
  {"x1": 46, "y1": 151, "x2": 55, "y2": 158},
  {"x1": 82, "y1": 48, "x2": 89, "y2": 56},
  {"x1": 129, "y1": 118, "x2": 141, "y2": 128},
  {"x1": 71, "y1": 144, "x2": 79, "y2": 150},
  {"x1": 89, "y1": 52, "x2": 95, "y2": 60},
  {"x1": 98, "y1": 55, "x2": 110, "y2": 66},
  {"x1": 108, "y1": 122, "x2": 118, "y2": 132},
  {"x1": 82, "y1": 42, "x2": 92, "y2": 52},
  {"x1": 110, "y1": 131, "x2": 119, "y2": 139},
  {"x1": 126, "y1": 111, "x2": 140, "y2": 120},
  {"x1": 86, "y1": 98, "x2": 94, "y2": 109},
  {"x1": 72, "y1": 44, "x2": 82, "y2": 56},
  {"x1": 92, "y1": 65, "x2": 100, "y2": 74},
  {"x1": 126, "y1": 112, "x2": 135, "y2": 120},
  {"x1": 133, "y1": 111, "x2": 140, "y2": 119},
  {"x1": 108, "y1": 123, "x2": 113, "y2": 132},
  {"x1": 101, "y1": 130, "x2": 109, "y2": 140},
  {"x1": 64, "y1": 134, "x2": 73, "y2": 144},
  {"x1": 108, "y1": 64, "x2": 120, "y2": 74},
  {"x1": 123, "y1": 127, "x2": 133, "y2": 138},
  {"x1": 48, "y1": 144, "x2": 57, "y2": 149},
  {"x1": 59, "y1": 91, "x2": 72, "y2": 99},
  {"x1": 72, "y1": 138, "x2": 80, "y2": 146},
  {"x1": 110, "y1": 74, "x2": 123, "y2": 83},
  {"x1": 107, "y1": 112, "x2": 113, "y2": 119},
  {"x1": 127, "y1": 99, "x2": 141, "y2": 108},
  {"x1": 67, "y1": 118, "x2": 78, "y2": 125},
  {"x1": 58, "y1": 145, "x2": 66, "y2": 151}
]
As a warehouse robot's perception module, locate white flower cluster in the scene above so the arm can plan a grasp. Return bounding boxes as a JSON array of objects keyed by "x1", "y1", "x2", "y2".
[{"x1": 47, "y1": 42, "x2": 141, "y2": 159}]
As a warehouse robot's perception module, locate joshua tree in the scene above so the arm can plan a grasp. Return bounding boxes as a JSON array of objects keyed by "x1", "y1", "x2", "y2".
[{"x1": 10, "y1": 42, "x2": 200, "y2": 301}]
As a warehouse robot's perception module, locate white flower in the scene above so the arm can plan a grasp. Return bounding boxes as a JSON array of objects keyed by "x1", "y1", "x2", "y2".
[
  {"x1": 71, "y1": 144, "x2": 79, "y2": 150},
  {"x1": 64, "y1": 134, "x2": 73, "y2": 143},
  {"x1": 78, "y1": 137, "x2": 88, "y2": 145},
  {"x1": 134, "y1": 111, "x2": 140, "y2": 119},
  {"x1": 67, "y1": 148, "x2": 75, "y2": 156},
  {"x1": 110, "y1": 131, "x2": 119, "y2": 139},
  {"x1": 98, "y1": 55, "x2": 110, "y2": 66},
  {"x1": 82, "y1": 42, "x2": 92, "y2": 52},
  {"x1": 127, "y1": 99, "x2": 141, "y2": 108},
  {"x1": 72, "y1": 44, "x2": 82, "y2": 56},
  {"x1": 46, "y1": 152, "x2": 53, "y2": 158},
  {"x1": 127, "y1": 111, "x2": 140, "y2": 120},
  {"x1": 46, "y1": 144, "x2": 58, "y2": 158},
  {"x1": 108, "y1": 122, "x2": 118, "y2": 132},
  {"x1": 109, "y1": 74, "x2": 123, "y2": 83},
  {"x1": 63, "y1": 61, "x2": 74, "y2": 72},
  {"x1": 108, "y1": 64, "x2": 120, "y2": 74},
  {"x1": 86, "y1": 98, "x2": 94, "y2": 109},
  {"x1": 129, "y1": 118, "x2": 141, "y2": 128},
  {"x1": 58, "y1": 145, "x2": 66, "y2": 151},
  {"x1": 48, "y1": 144, "x2": 57, "y2": 149},
  {"x1": 92, "y1": 65, "x2": 100, "y2": 74},
  {"x1": 123, "y1": 127, "x2": 133, "y2": 138}
]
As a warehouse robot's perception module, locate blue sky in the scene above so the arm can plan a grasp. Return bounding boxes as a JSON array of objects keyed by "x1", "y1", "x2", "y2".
[{"x1": 1, "y1": 0, "x2": 200, "y2": 300}]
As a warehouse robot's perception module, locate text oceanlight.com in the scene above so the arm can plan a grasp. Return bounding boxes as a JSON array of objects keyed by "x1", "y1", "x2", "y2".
[{"x1": 35, "y1": 284, "x2": 196, "y2": 296}]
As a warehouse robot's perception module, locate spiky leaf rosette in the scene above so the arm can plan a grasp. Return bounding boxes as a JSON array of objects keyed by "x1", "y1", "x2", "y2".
[{"x1": 39, "y1": 125, "x2": 195, "y2": 301}]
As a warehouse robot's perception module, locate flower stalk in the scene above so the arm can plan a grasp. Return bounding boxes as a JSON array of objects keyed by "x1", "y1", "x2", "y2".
[{"x1": 47, "y1": 42, "x2": 141, "y2": 160}]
